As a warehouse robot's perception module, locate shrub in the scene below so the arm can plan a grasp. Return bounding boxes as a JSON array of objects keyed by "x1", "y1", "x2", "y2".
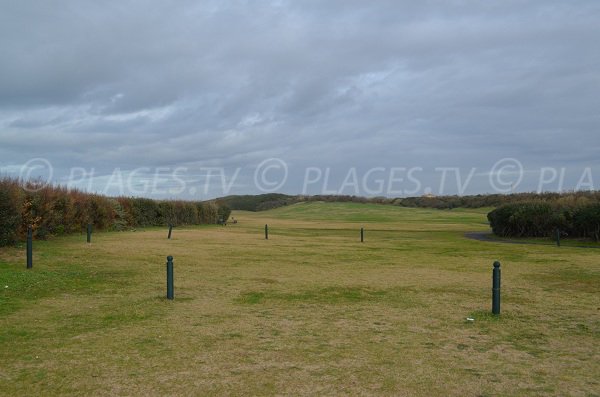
[
  {"x1": 0, "y1": 182, "x2": 21, "y2": 245},
  {"x1": 488, "y1": 201, "x2": 600, "y2": 240},
  {"x1": 218, "y1": 204, "x2": 232, "y2": 223},
  {"x1": 198, "y1": 202, "x2": 219, "y2": 224},
  {"x1": 0, "y1": 177, "x2": 228, "y2": 246},
  {"x1": 573, "y1": 204, "x2": 600, "y2": 242}
]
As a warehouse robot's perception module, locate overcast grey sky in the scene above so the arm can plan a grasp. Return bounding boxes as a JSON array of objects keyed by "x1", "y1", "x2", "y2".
[{"x1": 1, "y1": 1, "x2": 599, "y2": 198}]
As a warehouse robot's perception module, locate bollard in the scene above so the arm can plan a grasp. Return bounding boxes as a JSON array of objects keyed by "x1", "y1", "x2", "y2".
[
  {"x1": 26, "y1": 226, "x2": 33, "y2": 269},
  {"x1": 360, "y1": 227, "x2": 364, "y2": 243},
  {"x1": 168, "y1": 224, "x2": 173, "y2": 240},
  {"x1": 166, "y1": 256, "x2": 174, "y2": 300},
  {"x1": 87, "y1": 224, "x2": 92, "y2": 244},
  {"x1": 492, "y1": 261, "x2": 501, "y2": 315},
  {"x1": 555, "y1": 228, "x2": 560, "y2": 247},
  {"x1": 265, "y1": 224, "x2": 269, "y2": 240}
]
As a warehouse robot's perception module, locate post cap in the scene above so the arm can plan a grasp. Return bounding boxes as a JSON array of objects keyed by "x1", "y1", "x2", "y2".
[
  {"x1": 167, "y1": 255, "x2": 173, "y2": 261},
  {"x1": 493, "y1": 261, "x2": 501, "y2": 268}
]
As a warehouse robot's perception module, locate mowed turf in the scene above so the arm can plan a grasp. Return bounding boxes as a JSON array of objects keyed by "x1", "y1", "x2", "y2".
[{"x1": 0, "y1": 202, "x2": 598, "y2": 396}]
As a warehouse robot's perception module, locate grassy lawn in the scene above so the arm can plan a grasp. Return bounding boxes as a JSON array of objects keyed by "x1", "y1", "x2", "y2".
[
  {"x1": 1, "y1": 202, "x2": 598, "y2": 396},
  {"x1": 480, "y1": 234, "x2": 600, "y2": 249}
]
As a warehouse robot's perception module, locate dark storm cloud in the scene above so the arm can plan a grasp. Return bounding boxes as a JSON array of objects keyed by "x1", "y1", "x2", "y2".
[{"x1": 1, "y1": 0, "x2": 599, "y2": 197}]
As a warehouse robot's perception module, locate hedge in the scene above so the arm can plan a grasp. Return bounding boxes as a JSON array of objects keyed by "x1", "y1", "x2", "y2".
[
  {"x1": 488, "y1": 201, "x2": 600, "y2": 241},
  {"x1": 0, "y1": 178, "x2": 230, "y2": 246}
]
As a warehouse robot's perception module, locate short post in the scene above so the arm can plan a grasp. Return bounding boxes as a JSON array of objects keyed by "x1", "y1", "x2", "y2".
[
  {"x1": 360, "y1": 227, "x2": 364, "y2": 243},
  {"x1": 87, "y1": 224, "x2": 92, "y2": 244},
  {"x1": 166, "y1": 255, "x2": 174, "y2": 300},
  {"x1": 26, "y1": 225, "x2": 33, "y2": 269},
  {"x1": 492, "y1": 261, "x2": 501, "y2": 315},
  {"x1": 168, "y1": 224, "x2": 173, "y2": 240},
  {"x1": 265, "y1": 224, "x2": 269, "y2": 240},
  {"x1": 555, "y1": 228, "x2": 560, "y2": 247}
]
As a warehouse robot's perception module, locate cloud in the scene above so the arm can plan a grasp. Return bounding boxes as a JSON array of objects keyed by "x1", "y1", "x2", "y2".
[{"x1": 1, "y1": 0, "x2": 599, "y2": 197}]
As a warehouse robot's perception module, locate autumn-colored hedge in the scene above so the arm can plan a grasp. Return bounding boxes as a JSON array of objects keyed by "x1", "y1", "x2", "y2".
[{"x1": 0, "y1": 178, "x2": 229, "y2": 246}]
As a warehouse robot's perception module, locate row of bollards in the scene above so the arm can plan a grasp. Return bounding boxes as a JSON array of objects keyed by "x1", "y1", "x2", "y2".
[
  {"x1": 23, "y1": 223, "x2": 503, "y2": 313},
  {"x1": 159, "y1": 256, "x2": 504, "y2": 313},
  {"x1": 259, "y1": 225, "x2": 501, "y2": 315},
  {"x1": 263, "y1": 225, "x2": 367, "y2": 242}
]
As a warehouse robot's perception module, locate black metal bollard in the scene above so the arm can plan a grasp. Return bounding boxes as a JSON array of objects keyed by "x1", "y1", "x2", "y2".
[
  {"x1": 360, "y1": 227, "x2": 364, "y2": 243},
  {"x1": 87, "y1": 224, "x2": 92, "y2": 244},
  {"x1": 26, "y1": 226, "x2": 33, "y2": 269},
  {"x1": 265, "y1": 224, "x2": 269, "y2": 240},
  {"x1": 492, "y1": 261, "x2": 501, "y2": 315},
  {"x1": 168, "y1": 224, "x2": 173, "y2": 240},
  {"x1": 555, "y1": 228, "x2": 560, "y2": 247},
  {"x1": 166, "y1": 256, "x2": 174, "y2": 300}
]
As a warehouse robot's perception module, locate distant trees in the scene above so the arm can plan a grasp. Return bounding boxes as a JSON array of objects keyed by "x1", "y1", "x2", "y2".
[
  {"x1": 215, "y1": 194, "x2": 298, "y2": 211},
  {"x1": 0, "y1": 177, "x2": 230, "y2": 246},
  {"x1": 217, "y1": 191, "x2": 600, "y2": 213}
]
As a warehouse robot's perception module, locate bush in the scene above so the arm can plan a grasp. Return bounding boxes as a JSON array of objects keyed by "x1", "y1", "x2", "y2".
[
  {"x1": 0, "y1": 177, "x2": 229, "y2": 246},
  {"x1": 0, "y1": 182, "x2": 21, "y2": 245},
  {"x1": 218, "y1": 204, "x2": 232, "y2": 223},
  {"x1": 488, "y1": 201, "x2": 600, "y2": 240},
  {"x1": 198, "y1": 202, "x2": 219, "y2": 224},
  {"x1": 573, "y1": 204, "x2": 600, "y2": 242}
]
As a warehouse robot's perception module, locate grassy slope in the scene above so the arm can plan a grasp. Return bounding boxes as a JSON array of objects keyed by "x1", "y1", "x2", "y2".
[{"x1": 0, "y1": 202, "x2": 598, "y2": 396}]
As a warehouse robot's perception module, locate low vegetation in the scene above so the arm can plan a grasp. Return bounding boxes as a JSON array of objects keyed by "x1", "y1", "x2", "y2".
[
  {"x1": 217, "y1": 191, "x2": 600, "y2": 212},
  {"x1": 488, "y1": 200, "x2": 600, "y2": 240},
  {"x1": 0, "y1": 178, "x2": 231, "y2": 246}
]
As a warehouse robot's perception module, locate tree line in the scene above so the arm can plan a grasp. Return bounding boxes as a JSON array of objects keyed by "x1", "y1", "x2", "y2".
[
  {"x1": 0, "y1": 178, "x2": 231, "y2": 246},
  {"x1": 216, "y1": 191, "x2": 600, "y2": 211}
]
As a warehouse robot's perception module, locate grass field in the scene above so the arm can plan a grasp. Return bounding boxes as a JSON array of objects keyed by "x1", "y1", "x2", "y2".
[{"x1": 1, "y1": 202, "x2": 599, "y2": 396}]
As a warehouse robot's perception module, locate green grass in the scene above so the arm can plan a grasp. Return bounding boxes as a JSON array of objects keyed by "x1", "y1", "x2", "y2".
[
  {"x1": 488, "y1": 234, "x2": 600, "y2": 248},
  {"x1": 268, "y1": 201, "x2": 491, "y2": 224},
  {"x1": 0, "y1": 202, "x2": 598, "y2": 396},
  {"x1": 236, "y1": 286, "x2": 420, "y2": 307}
]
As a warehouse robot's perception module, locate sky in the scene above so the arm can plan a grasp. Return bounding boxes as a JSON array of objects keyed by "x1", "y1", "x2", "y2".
[{"x1": 1, "y1": 0, "x2": 599, "y2": 199}]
